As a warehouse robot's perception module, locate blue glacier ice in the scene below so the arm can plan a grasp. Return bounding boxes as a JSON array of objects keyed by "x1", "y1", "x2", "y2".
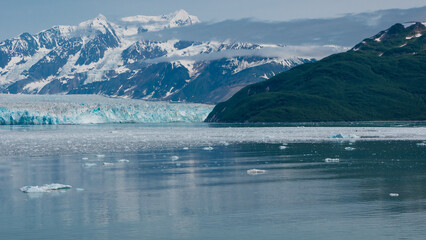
[{"x1": 0, "y1": 94, "x2": 213, "y2": 125}]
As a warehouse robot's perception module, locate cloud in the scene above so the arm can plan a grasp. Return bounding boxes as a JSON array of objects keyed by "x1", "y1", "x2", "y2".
[{"x1": 145, "y1": 44, "x2": 349, "y2": 63}]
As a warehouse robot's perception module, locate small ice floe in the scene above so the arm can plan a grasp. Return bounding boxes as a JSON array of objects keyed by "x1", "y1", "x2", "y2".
[
  {"x1": 247, "y1": 169, "x2": 267, "y2": 175},
  {"x1": 170, "y1": 156, "x2": 180, "y2": 161},
  {"x1": 117, "y1": 159, "x2": 130, "y2": 163},
  {"x1": 103, "y1": 162, "x2": 114, "y2": 166},
  {"x1": 96, "y1": 154, "x2": 105, "y2": 158},
  {"x1": 203, "y1": 146, "x2": 214, "y2": 151},
  {"x1": 82, "y1": 163, "x2": 97, "y2": 168},
  {"x1": 279, "y1": 145, "x2": 287, "y2": 150},
  {"x1": 82, "y1": 157, "x2": 89, "y2": 160},
  {"x1": 325, "y1": 158, "x2": 340, "y2": 163},
  {"x1": 416, "y1": 142, "x2": 426, "y2": 147},
  {"x1": 330, "y1": 133, "x2": 359, "y2": 139},
  {"x1": 20, "y1": 183, "x2": 72, "y2": 193},
  {"x1": 183, "y1": 147, "x2": 189, "y2": 150},
  {"x1": 76, "y1": 188, "x2": 85, "y2": 192},
  {"x1": 389, "y1": 193, "x2": 399, "y2": 197},
  {"x1": 344, "y1": 147, "x2": 356, "y2": 151}
]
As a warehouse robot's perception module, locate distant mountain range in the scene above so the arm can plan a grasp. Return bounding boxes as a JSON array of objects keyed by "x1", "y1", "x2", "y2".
[
  {"x1": 206, "y1": 22, "x2": 426, "y2": 122},
  {"x1": 1, "y1": 8, "x2": 424, "y2": 104},
  {"x1": 0, "y1": 10, "x2": 313, "y2": 103}
]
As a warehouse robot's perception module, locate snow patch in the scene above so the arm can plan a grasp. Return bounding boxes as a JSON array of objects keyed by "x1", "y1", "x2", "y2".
[
  {"x1": 406, "y1": 33, "x2": 422, "y2": 39},
  {"x1": 23, "y1": 76, "x2": 55, "y2": 93}
]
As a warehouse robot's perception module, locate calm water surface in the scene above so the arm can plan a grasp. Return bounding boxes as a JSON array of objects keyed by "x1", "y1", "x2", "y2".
[{"x1": 0, "y1": 123, "x2": 425, "y2": 239}]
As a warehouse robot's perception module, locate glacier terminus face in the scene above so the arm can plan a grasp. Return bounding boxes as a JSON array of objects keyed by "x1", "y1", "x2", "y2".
[{"x1": 0, "y1": 94, "x2": 213, "y2": 125}]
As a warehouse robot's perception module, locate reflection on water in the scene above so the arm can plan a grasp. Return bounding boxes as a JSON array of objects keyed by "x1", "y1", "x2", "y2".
[{"x1": 1, "y1": 138, "x2": 426, "y2": 239}]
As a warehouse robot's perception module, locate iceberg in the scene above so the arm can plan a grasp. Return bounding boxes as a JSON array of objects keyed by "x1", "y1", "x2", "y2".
[
  {"x1": 324, "y1": 158, "x2": 340, "y2": 163},
  {"x1": 247, "y1": 169, "x2": 267, "y2": 175},
  {"x1": 344, "y1": 147, "x2": 356, "y2": 151},
  {"x1": 0, "y1": 94, "x2": 213, "y2": 125},
  {"x1": 117, "y1": 159, "x2": 130, "y2": 163},
  {"x1": 20, "y1": 183, "x2": 72, "y2": 193},
  {"x1": 330, "y1": 133, "x2": 359, "y2": 139},
  {"x1": 83, "y1": 163, "x2": 97, "y2": 168}
]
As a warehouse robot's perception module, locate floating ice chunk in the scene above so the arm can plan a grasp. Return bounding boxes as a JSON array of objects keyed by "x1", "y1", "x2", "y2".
[
  {"x1": 117, "y1": 159, "x2": 130, "y2": 163},
  {"x1": 103, "y1": 162, "x2": 114, "y2": 166},
  {"x1": 389, "y1": 193, "x2": 399, "y2": 197},
  {"x1": 82, "y1": 157, "x2": 89, "y2": 160},
  {"x1": 344, "y1": 147, "x2": 356, "y2": 151},
  {"x1": 330, "y1": 133, "x2": 345, "y2": 138},
  {"x1": 170, "y1": 156, "x2": 179, "y2": 161},
  {"x1": 203, "y1": 146, "x2": 214, "y2": 151},
  {"x1": 76, "y1": 188, "x2": 85, "y2": 191},
  {"x1": 20, "y1": 183, "x2": 72, "y2": 193},
  {"x1": 330, "y1": 133, "x2": 359, "y2": 139},
  {"x1": 96, "y1": 154, "x2": 105, "y2": 158},
  {"x1": 183, "y1": 147, "x2": 189, "y2": 150},
  {"x1": 279, "y1": 145, "x2": 287, "y2": 150},
  {"x1": 325, "y1": 158, "x2": 340, "y2": 163},
  {"x1": 83, "y1": 163, "x2": 97, "y2": 168},
  {"x1": 416, "y1": 142, "x2": 426, "y2": 146},
  {"x1": 247, "y1": 169, "x2": 267, "y2": 175}
]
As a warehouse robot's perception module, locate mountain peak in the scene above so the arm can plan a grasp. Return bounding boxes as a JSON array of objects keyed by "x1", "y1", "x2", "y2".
[
  {"x1": 95, "y1": 13, "x2": 107, "y2": 21},
  {"x1": 120, "y1": 10, "x2": 200, "y2": 32},
  {"x1": 167, "y1": 9, "x2": 200, "y2": 26},
  {"x1": 352, "y1": 22, "x2": 425, "y2": 53},
  {"x1": 77, "y1": 14, "x2": 114, "y2": 35}
]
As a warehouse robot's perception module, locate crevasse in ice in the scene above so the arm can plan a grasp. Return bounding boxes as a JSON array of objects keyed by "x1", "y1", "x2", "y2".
[{"x1": 0, "y1": 94, "x2": 213, "y2": 125}]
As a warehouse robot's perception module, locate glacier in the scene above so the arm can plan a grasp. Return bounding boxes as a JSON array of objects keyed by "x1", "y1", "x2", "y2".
[{"x1": 0, "y1": 94, "x2": 213, "y2": 125}]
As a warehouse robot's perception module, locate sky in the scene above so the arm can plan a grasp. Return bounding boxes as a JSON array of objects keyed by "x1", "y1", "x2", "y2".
[{"x1": 0, "y1": 0, "x2": 425, "y2": 40}]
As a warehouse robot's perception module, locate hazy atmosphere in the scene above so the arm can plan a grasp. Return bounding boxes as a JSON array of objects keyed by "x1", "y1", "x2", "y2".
[{"x1": 1, "y1": 0, "x2": 425, "y2": 40}]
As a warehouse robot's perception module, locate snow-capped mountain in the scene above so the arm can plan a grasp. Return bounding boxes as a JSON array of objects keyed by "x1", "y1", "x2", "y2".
[
  {"x1": 119, "y1": 9, "x2": 200, "y2": 34},
  {"x1": 0, "y1": 10, "x2": 314, "y2": 103}
]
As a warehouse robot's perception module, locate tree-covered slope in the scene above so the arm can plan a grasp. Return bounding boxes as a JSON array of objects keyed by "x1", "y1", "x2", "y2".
[{"x1": 205, "y1": 23, "x2": 426, "y2": 122}]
